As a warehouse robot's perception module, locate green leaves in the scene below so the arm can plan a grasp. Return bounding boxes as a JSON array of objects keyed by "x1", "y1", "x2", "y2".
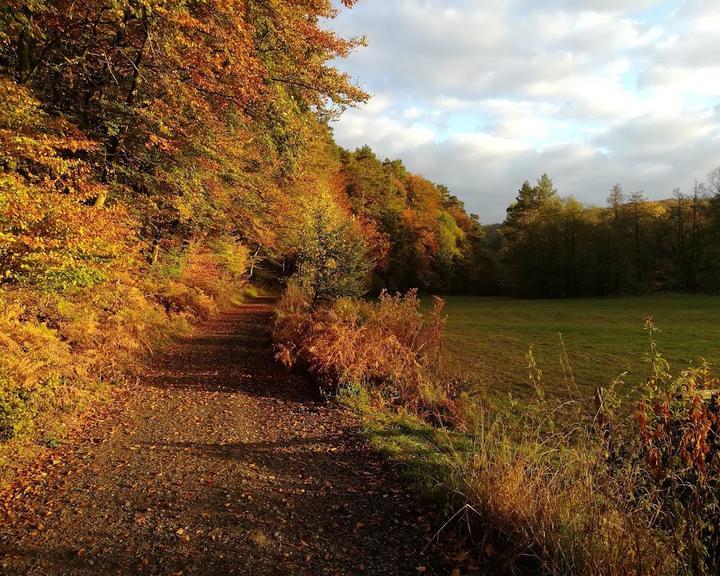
[{"x1": 291, "y1": 188, "x2": 371, "y2": 305}]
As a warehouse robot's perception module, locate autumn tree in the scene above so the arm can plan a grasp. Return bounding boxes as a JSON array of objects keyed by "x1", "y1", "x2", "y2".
[
  {"x1": 0, "y1": 78, "x2": 134, "y2": 288},
  {"x1": 0, "y1": 0, "x2": 368, "y2": 269},
  {"x1": 290, "y1": 189, "x2": 371, "y2": 306},
  {"x1": 337, "y1": 147, "x2": 493, "y2": 293}
]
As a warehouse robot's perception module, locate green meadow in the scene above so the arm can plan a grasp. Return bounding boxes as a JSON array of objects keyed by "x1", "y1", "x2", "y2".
[{"x1": 439, "y1": 296, "x2": 720, "y2": 398}]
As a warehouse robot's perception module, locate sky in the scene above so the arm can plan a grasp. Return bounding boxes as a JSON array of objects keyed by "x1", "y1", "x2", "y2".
[{"x1": 327, "y1": 0, "x2": 720, "y2": 223}]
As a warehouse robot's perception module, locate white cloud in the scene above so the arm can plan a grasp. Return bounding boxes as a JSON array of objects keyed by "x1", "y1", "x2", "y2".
[
  {"x1": 333, "y1": 106, "x2": 436, "y2": 156},
  {"x1": 329, "y1": 0, "x2": 720, "y2": 222},
  {"x1": 545, "y1": 0, "x2": 667, "y2": 10}
]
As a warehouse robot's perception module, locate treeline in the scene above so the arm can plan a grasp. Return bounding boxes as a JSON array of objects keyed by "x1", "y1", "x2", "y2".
[
  {"x1": 497, "y1": 173, "x2": 720, "y2": 298},
  {"x1": 338, "y1": 146, "x2": 498, "y2": 294},
  {"x1": 0, "y1": 0, "x2": 491, "y2": 446}
]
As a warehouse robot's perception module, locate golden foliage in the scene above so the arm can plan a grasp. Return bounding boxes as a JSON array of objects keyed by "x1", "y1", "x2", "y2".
[{"x1": 274, "y1": 289, "x2": 463, "y2": 422}]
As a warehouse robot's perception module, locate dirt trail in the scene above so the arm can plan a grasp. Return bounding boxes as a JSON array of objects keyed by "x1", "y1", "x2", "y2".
[{"x1": 0, "y1": 303, "x2": 449, "y2": 575}]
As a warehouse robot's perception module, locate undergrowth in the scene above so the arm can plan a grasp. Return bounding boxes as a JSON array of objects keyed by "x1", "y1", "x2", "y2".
[
  {"x1": 274, "y1": 287, "x2": 469, "y2": 426},
  {"x1": 0, "y1": 239, "x2": 250, "y2": 484},
  {"x1": 273, "y1": 290, "x2": 720, "y2": 575}
]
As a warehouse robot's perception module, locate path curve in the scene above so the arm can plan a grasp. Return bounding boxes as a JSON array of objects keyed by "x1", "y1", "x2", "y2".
[{"x1": 0, "y1": 303, "x2": 448, "y2": 575}]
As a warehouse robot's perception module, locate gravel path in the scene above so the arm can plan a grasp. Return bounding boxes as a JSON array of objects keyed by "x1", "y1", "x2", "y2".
[{"x1": 0, "y1": 303, "x2": 449, "y2": 575}]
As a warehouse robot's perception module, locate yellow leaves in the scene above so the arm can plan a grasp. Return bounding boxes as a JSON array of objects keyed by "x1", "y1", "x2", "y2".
[
  {"x1": 0, "y1": 80, "x2": 136, "y2": 291},
  {"x1": 645, "y1": 201, "x2": 668, "y2": 219},
  {"x1": 0, "y1": 186, "x2": 135, "y2": 289},
  {"x1": 0, "y1": 79, "x2": 42, "y2": 129},
  {"x1": 175, "y1": 527, "x2": 190, "y2": 541}
]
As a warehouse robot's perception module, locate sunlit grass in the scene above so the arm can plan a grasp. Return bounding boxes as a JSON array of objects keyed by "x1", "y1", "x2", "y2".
[{"x1": 438, "y1": 295, "x2": 720, "y2": 398}]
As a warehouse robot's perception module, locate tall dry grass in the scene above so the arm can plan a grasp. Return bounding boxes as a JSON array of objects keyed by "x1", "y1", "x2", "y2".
[
  {"x1": 274, "y1": 287, "x2": 466, "y2": 422},
  {"x1": 453, "y1": 399, "x2": 679, "y2": 574},
  {"x1": 273, "y1": 291, "x2": 720, "y2": 575}
]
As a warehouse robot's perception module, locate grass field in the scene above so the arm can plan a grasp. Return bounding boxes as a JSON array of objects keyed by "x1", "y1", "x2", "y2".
[{"x1": 439, "y1": 296, "x2": 720, "y2": 399}]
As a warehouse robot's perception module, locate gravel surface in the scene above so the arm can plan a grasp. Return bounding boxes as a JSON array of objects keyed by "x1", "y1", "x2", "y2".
[{"x1": 0, "y1": 303, "x2": 450, "y2": 575}]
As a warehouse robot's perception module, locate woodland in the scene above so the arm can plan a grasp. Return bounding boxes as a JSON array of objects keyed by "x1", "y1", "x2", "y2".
[
  {"x1": 0, "y1": 0, "x2": 497, "y2": 450},
  {"x1": 2, "y1": 1, "x2": 720, "y2": 575}
]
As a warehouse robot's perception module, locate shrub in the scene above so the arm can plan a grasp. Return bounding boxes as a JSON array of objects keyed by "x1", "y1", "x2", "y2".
[
  {"x1": 274, "y1": 288, "x2": 464, "y2": 424},
  {"x1": 443, "y1": 334, "x2": 720, "y2": 575},
  {"x1": 450, "y1": 399, "x2": 678, "y2": 575},
  {"x1": 0, "y1": 79, "x2": 135, "y2": 293},
  {"x1": 632, "y1": 322, "x2": 720, "y2": 575},
  {"x1": 211, "y1": 238, "x2": 250, "y2": 280},
  {"x1": 290, "y1": 190, "x2": 372, "y2": 305}
]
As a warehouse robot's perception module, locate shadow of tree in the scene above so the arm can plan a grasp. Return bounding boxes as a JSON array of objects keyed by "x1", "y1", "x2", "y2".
[
  {"x1": 0, "y1": 305, "x2": 450, "y2": 576},
  {"x1": 144, "y1": 306, "x2": 322, "y2": 403}
]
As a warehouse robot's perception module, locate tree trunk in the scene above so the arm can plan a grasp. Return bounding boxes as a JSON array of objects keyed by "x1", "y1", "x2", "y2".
[{"x1": 96, "y1": 14, "x2": 149, "y2": 207}]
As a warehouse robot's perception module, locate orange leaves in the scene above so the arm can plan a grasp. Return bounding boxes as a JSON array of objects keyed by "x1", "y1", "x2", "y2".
[
  {"x1": 163, "y1": 0, "x2": 265, "y2": 109},
  {"x1": 338, "y1": 147, "x2": 485, "y2": 291},
  {"x1": 247, "y1": 0, "x2": 368, "y2": 109},
  {"x1": 1, "y1": 0, "x2": 369, "y2": 267},
  {"x1": 274, "y1": 289, "x2": 449, "y2": 414},
  {"x1": 637, "y1": 362, "x2": 720, "y2": 483},
  {"x1": 0, "y1": 79, "x2": 136, "y2": 290}
]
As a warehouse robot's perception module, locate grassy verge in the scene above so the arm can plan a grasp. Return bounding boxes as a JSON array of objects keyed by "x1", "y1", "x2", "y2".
[
  {"x1": 345, "y1": 387, "x2": 463, "y2": 503},
  {"x1": 346, "y1": 388, "x2": 677, "y2": 575},
  {"x1": 275, "y1": 291, "x2": 720, "y2": 575}
]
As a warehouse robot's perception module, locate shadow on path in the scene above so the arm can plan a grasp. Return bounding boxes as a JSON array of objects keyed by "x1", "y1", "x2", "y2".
[{"x1": 0, "y1": 304, "x2": 449, "y2": 576}]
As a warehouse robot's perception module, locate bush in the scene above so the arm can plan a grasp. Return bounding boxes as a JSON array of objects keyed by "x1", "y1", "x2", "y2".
[
  {"x1": 274, "y1": 288, "x2": 464, "y2": 423},
  {"x1": 289, "y1": 190, "x2": 372, "y2": 305},
  {"x1": 448, "y1": 399, "x2": 678, "y2": 575},
  {"x1": 633, "y1": 332, "x2": 720, "y2": 575},
  {"x1": 211, "y1": 238, "x2": 251, "y2": 280},
  {"x1": 0, "y1": 79, "x2": 135, "y2": 293}
]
